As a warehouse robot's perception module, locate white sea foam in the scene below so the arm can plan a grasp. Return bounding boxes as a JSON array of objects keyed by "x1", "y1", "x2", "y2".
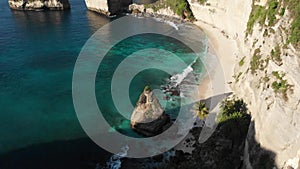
[
  {"x1": 165, "y1": 20, "x2": 179, "y2": 30},
  {"x1": 170, "y1": 65, "x2": 193, "y2": 87},
  {"x1": 96, "y1": 146, "x2": 129, "y2": 169},
  {"x1": 152, "y1": 17, "x2": 179, "y2": 30}
]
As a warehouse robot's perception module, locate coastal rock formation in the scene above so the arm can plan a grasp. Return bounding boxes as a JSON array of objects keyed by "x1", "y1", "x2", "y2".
[
  {"x1": 8, "y1": 0, "x2": 70, "y2": 10},
  {"x1": 231, "y1": 2, "x2": 300, "y2": 169},
  {"x1": 85, "y1": 0, "x2": 132, "y2": 16},
  {"x1": 131, "y1": 0, "x2": 299, "y2": 167},
  {"x1": 130, "y1": 86, "x2": 172, "y2": 137},
  {"x1": 129, "y1": 3, "x2": 181, "y2": 19},
  {"x1": 163, "y1": 113, "x2": 251, "y2": 169},
  {"x1": 181, "y1": 0, "x2": 300, "y2": 168}
]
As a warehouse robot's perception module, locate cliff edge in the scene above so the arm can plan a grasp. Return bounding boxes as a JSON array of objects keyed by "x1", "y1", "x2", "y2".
[
  {"x1": 129, "y1": 0, "x2": 300, "y2": 168},
  {"x1": 188, "y1": 0, "x2": 300, "y2": 168}
]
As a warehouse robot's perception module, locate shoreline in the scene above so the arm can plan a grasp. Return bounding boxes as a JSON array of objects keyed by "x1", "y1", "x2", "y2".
[
  {"x1": 193, "y1": 20, "x2": 238, "y2": 100},
  {"x1": 129, "y1": 10, "x2": 238, "y2": 101},
  {"x1": 0, "y1": 11, "x2": 240, "y2": 164}
]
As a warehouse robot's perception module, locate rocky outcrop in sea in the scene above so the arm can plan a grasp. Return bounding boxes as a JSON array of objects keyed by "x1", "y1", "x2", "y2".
[
  {"x1": 8, "y1": 0, "x2": 70, "y2": 10},
  {"x1": 130, "y1": 86, "x2": 172, "y2": 137},
  {"x1": 85, "y1": 0, "x2": 132, "y2": 16}
]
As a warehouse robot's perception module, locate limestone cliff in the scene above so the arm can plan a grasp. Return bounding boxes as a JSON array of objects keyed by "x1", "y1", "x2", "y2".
[
  {"x1": 85, "y1": 0, "x2": 132, "y2": 16},
  {"x1": 233, "y1": 5, "x2": 300, "y2": 169},
  {"x1": 8, "y1": 0, "x2": 70, "y2": 10},
  {"x1": 129, "y1": 0, "x2": 300, "y2": 168},
  {"x1": 188, "y1": 0, "x2": 300, "y2": 168}
]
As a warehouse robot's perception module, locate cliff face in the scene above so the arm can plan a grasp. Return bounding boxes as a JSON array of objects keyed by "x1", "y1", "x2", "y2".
[
  {"x1": 188, "y1": 0, "x2": 252, "y2": 45},
  {"x1": 130, "y1": 0, "x2": 300, "y2": 168},
  {"x1": 8, "y1": 0, "x2": 70, "y2": 10},
  {"x1": 188, "y1": 0, "x2": 300, "y2": 168},
  {"x1": 232, "y1": 1, "x2": 300, "y2": 168},
  {"x1": 85, "y1": 0, "x2": 132, "y2": 16}
]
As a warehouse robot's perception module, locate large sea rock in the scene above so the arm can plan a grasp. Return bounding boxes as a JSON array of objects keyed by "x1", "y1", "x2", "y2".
[
  {"x1": 130, "y1": 87, "x2": 172, "y2": 137},
  {"x1": 85, "y1": 0, "x2": 132, "y2": 16},
  {"x1": 8, "y1": 0, "x2": 70, "y2": 10}
]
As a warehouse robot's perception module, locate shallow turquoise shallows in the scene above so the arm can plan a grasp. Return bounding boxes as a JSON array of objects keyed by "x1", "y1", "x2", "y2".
[{"x1": 0, "y1": 0, "x2": 207, "y2": 154}]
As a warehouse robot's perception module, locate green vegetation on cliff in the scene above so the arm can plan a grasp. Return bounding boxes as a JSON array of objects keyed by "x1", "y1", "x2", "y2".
[
  {"x1": 271, "y1": 71, "x2": 291, "y2": 100},
  {"x1": 267, "y1": 0, "x2": 279, "y2": 26},
  {"x1": 218, "y1": 98, "x2": 247, "y2": 123},
  {"x1": 270, "y1": 44, "x2": 282, "y2": 65},
  {"x1": 197, "y1": 0, "x2": 206, "y2": 5},
  {"x1": 246, "y1": 0, "x2": 280, "y2": 35},
  {"x1": 246, "y1": 5, "x2": 266, "y2": 34},
  {"x1": 144, "y1": 0, "x2": 194, "y2": 20},
  {"x1": 284, "y1": 0, "x2": 300, "y2": 47},
  {"x1": 239, "y1": 56, "x2": 246, "y2": 66},
  {"x1": 247, "y1": 0, "x2": 300, "y2": 47}
]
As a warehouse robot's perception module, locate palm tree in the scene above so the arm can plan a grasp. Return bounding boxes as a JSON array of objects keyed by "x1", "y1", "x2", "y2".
[{"x1": 193, "y1": 101, "x2": 209, "y2": 120}]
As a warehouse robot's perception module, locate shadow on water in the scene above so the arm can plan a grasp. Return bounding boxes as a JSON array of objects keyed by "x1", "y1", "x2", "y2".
[
  {"x1": 0, "y1": 138, "x2": 112, "y2": 169},
  {"x1": 10, "y1": 9, "x2": 71, "y2": 29},
  {"x1": 0, "y1": 94, "x2": 278, "y2": 169},
  {"x1": 86, "y1": 10, "x2": 111, "y2": 32}
]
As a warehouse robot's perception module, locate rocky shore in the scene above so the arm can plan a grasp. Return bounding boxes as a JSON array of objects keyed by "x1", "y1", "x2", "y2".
[{"x1": 7, "y1": 0, "x2": 299, "y2": 167}]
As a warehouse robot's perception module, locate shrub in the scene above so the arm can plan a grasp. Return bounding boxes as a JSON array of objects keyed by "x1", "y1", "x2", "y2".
[
  {"x1": 289, "y1": 6, "x2": 300, "y2": 47},
  {"x1": 233, "y1": 72, "x2": 243, "y2": 82},
  {"x1": 267, "y1": 0, "x2": 279, "y2": 26},
  {"x1": 239, "y1": 57, "x2": 246, "y2": 66},
  {"x1": 247, "y1": 5, "x2": 267, "y2": 34},
  {"x1": 271, "y1": 71, "x2": 291, "y2": 100},
  {"x1": 279, "y1": 7, "x2": 285, "y2": 16},
  {"x1": 197, "y1": 0, "x2": 206, "y2": 5},
  {"x1": 218, "y1": 98, "x2": 247, "y2": 123},
  {"x1": 246, "y1": 0, "x2": 281, "y2": 35},
  {"x1": 218, "y1": 111, "x2": 243, "y2": 123},
  {"x1": 272, "y1": 71, "x2": 281, "y2": 79},
  {"x1": 272, "y1": 80, "x2": 288, "y2": 93},
  {"x1": 271, "y1": 44, "x2": 282, "y2": 65},
  {"x1": 285, "y1": 0, "x2": 300, "y2": 47},
  {"x1": 250, "y1": 48, "x2": 262, "y2": 74}
]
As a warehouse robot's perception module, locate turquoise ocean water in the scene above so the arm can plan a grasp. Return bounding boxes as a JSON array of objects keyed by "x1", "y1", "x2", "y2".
[
  {"x1": 0, "y1": 0, "x2": 208, "y2": 165},
  {"x1": 0, "y1": 0, "x2": 111, "y2": 154}
]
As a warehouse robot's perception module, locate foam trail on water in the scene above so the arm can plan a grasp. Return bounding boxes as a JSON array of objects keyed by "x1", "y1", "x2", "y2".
[
  {"x1": 152, "y1": 17, "x2": 179, "y2": 30},
  {"x1": 165, "y1": 20, "x2": 179, "y2": 30},
  {"x1": 170, "y1": 65, "x2": 193, "y2": 87},
  {"x1": 169, "y1": 56, "x2": 198, "y2": 88},
  {"x1": 96, "y1": 146, "x2": 129, "y2": 169}
]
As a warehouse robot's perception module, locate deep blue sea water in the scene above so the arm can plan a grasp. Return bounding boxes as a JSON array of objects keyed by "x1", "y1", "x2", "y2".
[
  {"x1": 0, "y1": 0, "x2": 207, "y2": 162},
  {"x1": 0, "y1": 0, "x2": 111, "y2": 154}
]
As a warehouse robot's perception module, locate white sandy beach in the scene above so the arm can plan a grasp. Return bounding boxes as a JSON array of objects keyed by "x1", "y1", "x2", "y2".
[{"x1": 193, "y1": 20, "x2": 239, "y2": 99}]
